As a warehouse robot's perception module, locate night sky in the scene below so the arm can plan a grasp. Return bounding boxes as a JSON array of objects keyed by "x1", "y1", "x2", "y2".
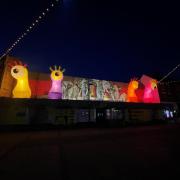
[{"x1": 0, "y1": 0, "x2": 179, "y2": 82}]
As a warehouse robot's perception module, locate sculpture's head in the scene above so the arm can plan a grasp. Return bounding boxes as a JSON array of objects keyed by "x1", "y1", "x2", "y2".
[
  {"x1": 150, "y1": 79, "x2": 158, "y2": 90},
  {"x1": 50, "y1": 65, "x2": 65, "y2": 81},
  {"x1": 8, "y1": 61, "x2": 28, "y2": 80},
  {"x1": 129, "y1": 78, "x2": 139, "y2": 90}
]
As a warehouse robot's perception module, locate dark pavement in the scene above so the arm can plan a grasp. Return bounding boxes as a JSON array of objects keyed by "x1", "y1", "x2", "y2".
[{"x1": 0, "y1": 125, "x2": 180, "y2": 179}]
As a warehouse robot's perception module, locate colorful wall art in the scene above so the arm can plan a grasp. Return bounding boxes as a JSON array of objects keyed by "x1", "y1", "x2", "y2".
[{"x1": 62, "y1": 77, "x2": 89, "y2": 100}]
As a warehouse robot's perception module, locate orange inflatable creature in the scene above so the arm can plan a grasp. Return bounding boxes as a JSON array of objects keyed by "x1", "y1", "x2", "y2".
[{"x1": 127, "y1": 78, "x2": 139, "y2": 102}]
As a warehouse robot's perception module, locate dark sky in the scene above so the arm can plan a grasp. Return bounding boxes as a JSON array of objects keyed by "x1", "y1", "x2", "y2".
[{"x1": 0, "y1": 0, "x2": 179, "y2": 82}]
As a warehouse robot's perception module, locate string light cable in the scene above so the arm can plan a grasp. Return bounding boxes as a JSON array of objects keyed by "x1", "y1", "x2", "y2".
[
  {"x1": 158, "y1": 63, "x2": 180, "y2": 83},
  {"x1": 0, "y1": 0, "x2": 61, "y2": 60}
]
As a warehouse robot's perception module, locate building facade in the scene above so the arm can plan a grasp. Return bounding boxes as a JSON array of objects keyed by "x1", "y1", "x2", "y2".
[{"x1": 0, "y1": 56, "x2": 128, "y2": 101}]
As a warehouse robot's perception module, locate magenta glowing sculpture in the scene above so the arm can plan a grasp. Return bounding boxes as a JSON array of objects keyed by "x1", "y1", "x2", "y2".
[
  {"x1": 48, "y1": 65, "x2": 65, "y2": 99},
  {"x1": 143, "y1": 79, "x2": 159, "y2": 103}
]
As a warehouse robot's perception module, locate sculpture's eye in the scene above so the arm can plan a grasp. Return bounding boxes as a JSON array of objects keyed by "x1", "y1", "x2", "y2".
[
  {"x1": 13, "y1": 68, "x2": 19, "y2": 74},
  {"x1": 55, "y1": 72, "x2": 59, "y2": 76}
]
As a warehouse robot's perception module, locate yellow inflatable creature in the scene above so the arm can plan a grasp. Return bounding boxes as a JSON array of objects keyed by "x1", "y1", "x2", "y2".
[{"x1": 9, "y1": 61, "x2": 31, "y2": 98}]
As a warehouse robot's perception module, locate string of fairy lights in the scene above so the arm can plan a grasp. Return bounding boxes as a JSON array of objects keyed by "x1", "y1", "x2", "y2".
[
  {"x1": 0, "y1": 0, "x2": 60, "y2": 60},
  {"x1": 158, "y1": 63, "x2": 180, "y2": 83}
]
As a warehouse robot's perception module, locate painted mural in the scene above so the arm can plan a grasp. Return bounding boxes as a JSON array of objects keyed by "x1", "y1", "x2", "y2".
[
  {"x1": 88, "y1": 79, "x2": 127, "y2": 101},
  {"x1": 62, "y1": 77, "x2": 89, "y2": 100},
  {"x1": 62, "y1": 78, "x2": 128, "y2": 102}
]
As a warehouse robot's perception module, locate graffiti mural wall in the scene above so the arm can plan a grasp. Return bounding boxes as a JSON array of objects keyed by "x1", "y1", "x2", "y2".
[
  {"x1": 89, "y1": 79, "x2": 127, "y2": 101},
  {"x1": 62, "y1": 77, "x2": 128, "y2": 102},
  {"x1": 62, "y1": 77, "x2": 89, "y2": 100}
]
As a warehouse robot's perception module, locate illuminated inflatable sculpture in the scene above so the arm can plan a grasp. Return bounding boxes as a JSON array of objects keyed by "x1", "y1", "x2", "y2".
[
  {"x1": 139, "y1": 75, "x2": 160, "y2": 103},
  {"x1": 9, "y1": 61, "x2": 31, "y2": 98},
  {"x1": 48, "y1": 65, "x2": 65, "y2": 99},
  {"x1": 127, "y1": 78, "x2": 139, "y2": 102},
  {"x1": 143, "y1": 79, "x2": 158, "y2": 103}
]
